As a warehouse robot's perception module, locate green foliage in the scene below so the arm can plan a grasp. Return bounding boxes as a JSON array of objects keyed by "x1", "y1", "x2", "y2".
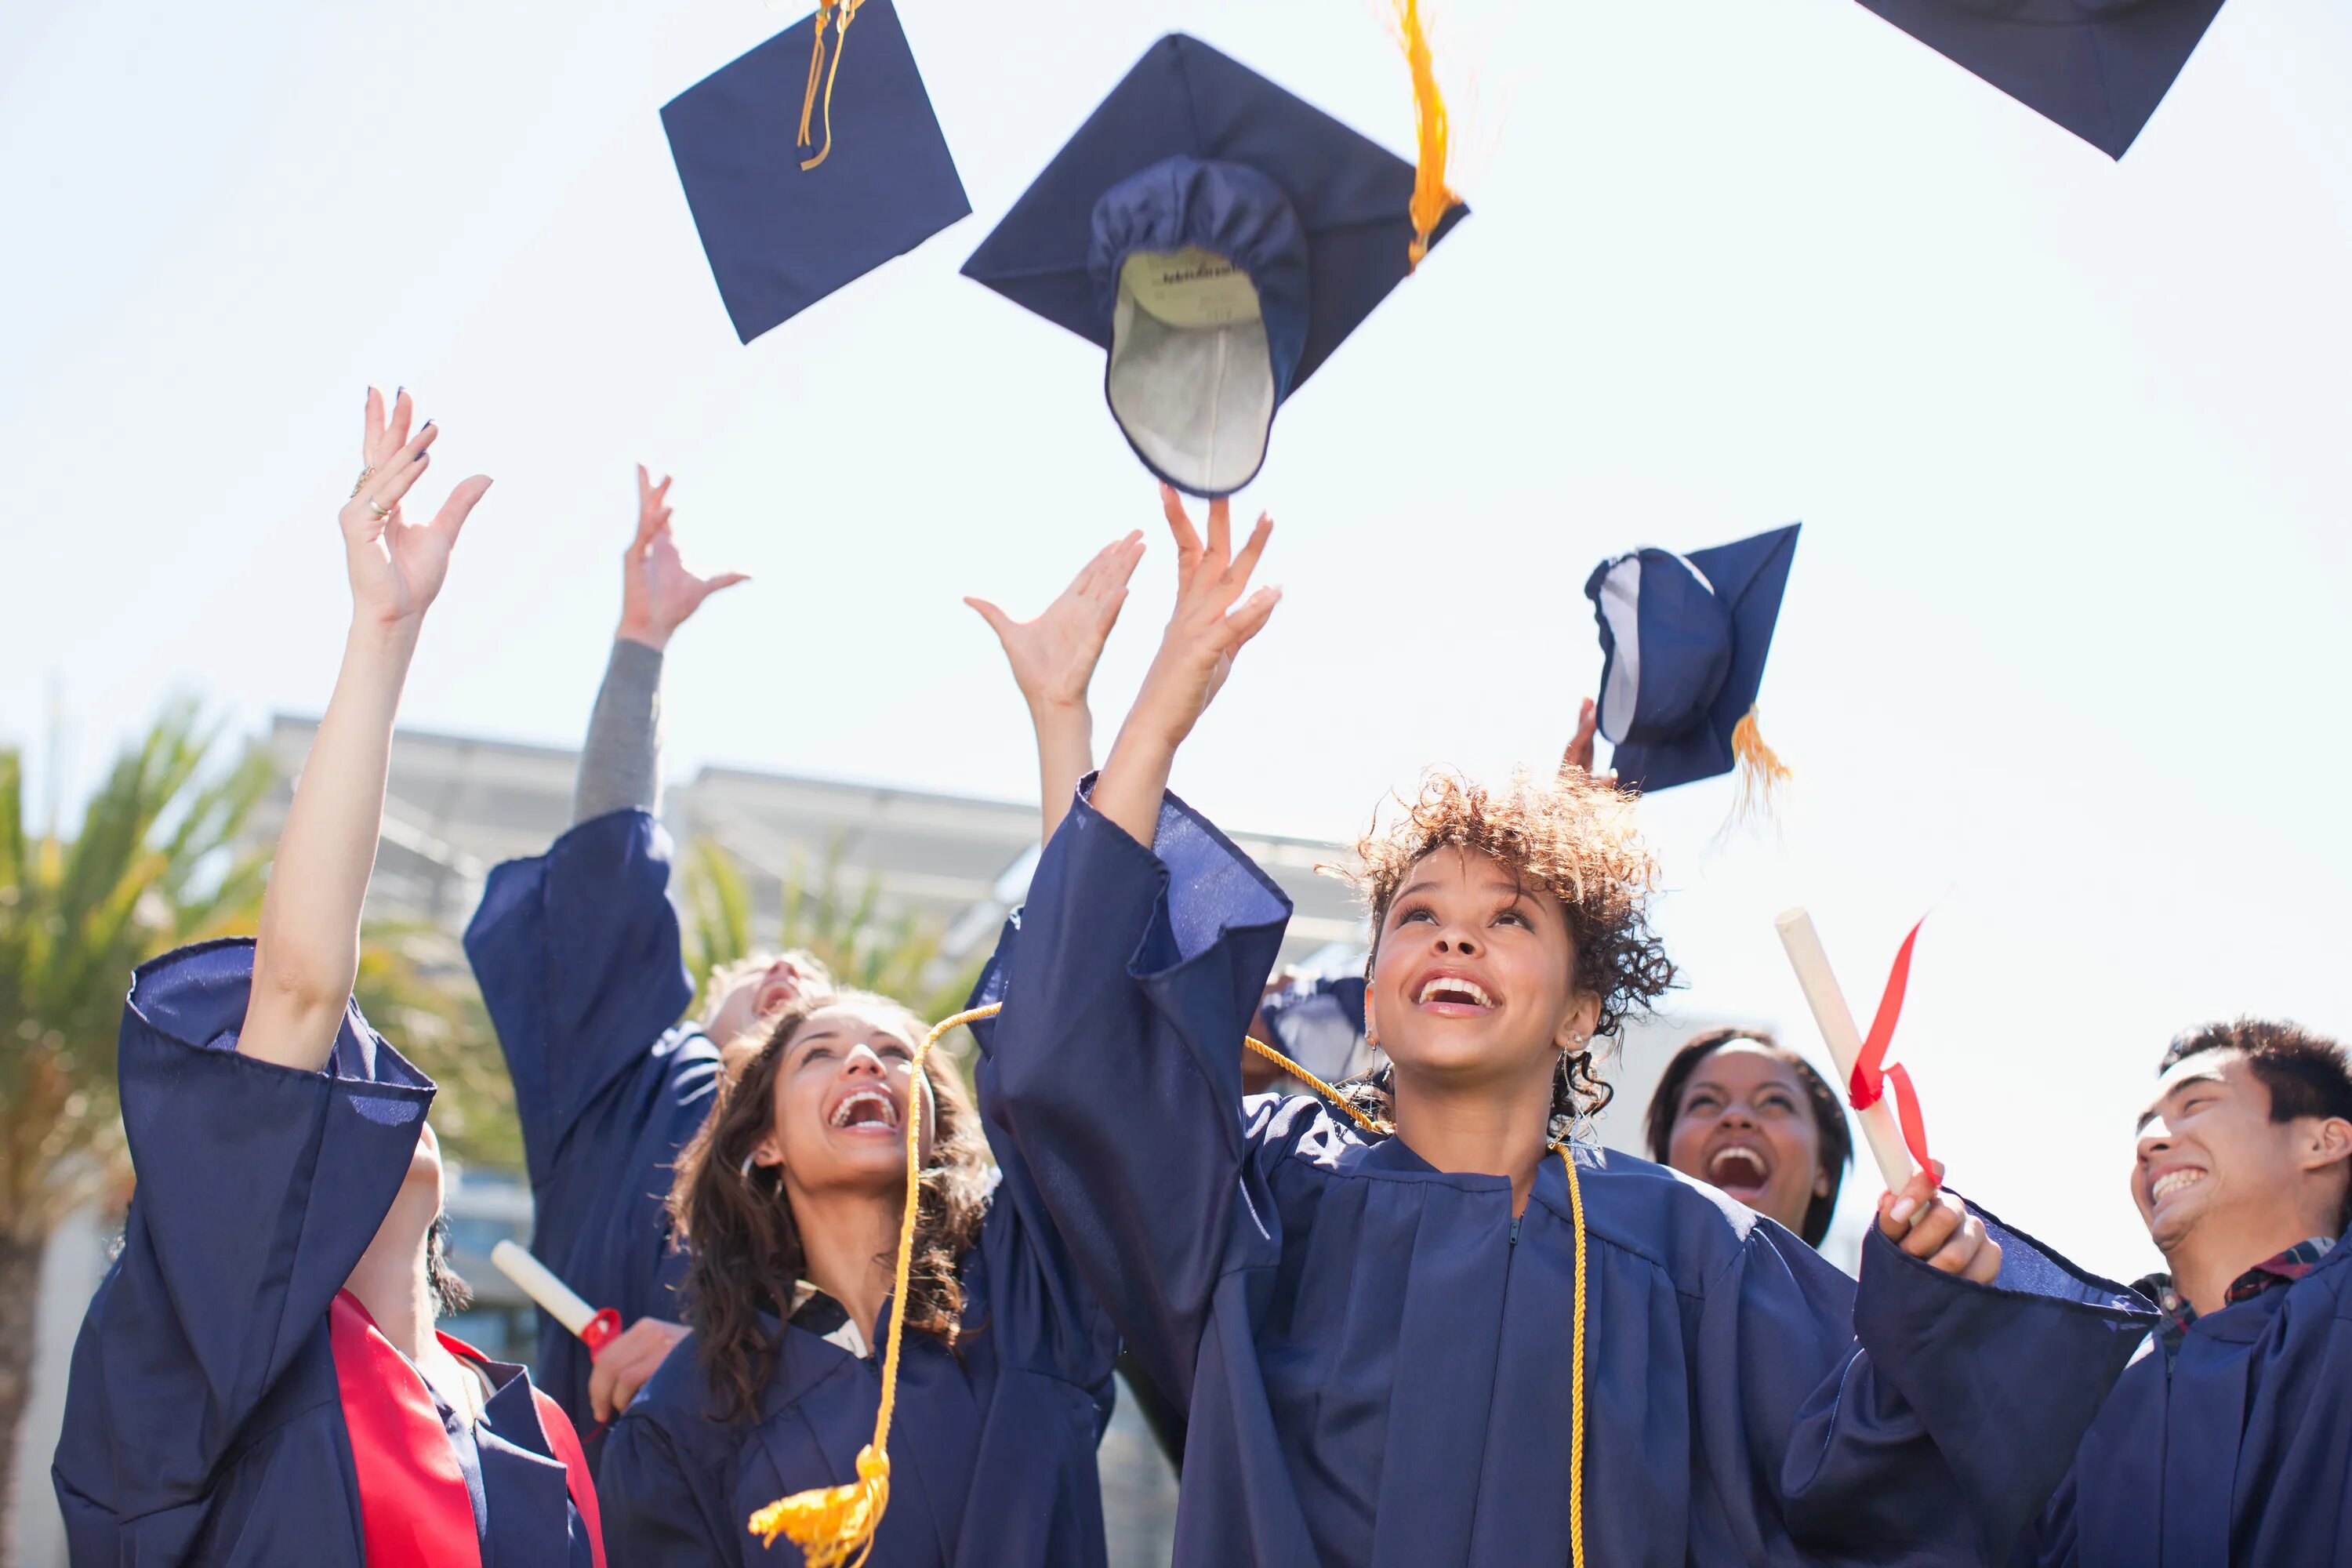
[
  {"x1": 0, "y1": 699, "x2": 271, "y2": 1242},
  {"x1": 681, "y1": 833, "x2": 991, "y2": 1031},
  {"x1": 352, "y1": 925, "x2": 524, "y2": 1172}
]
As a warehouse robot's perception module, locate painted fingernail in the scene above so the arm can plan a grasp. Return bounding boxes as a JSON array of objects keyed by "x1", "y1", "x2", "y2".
[
  {"x1": 1889, "y1": 1196, "x2": 1918, "y2": 1224},
  {"x1": 413, "y1": 448, "x2": 427, "y2": 463}
]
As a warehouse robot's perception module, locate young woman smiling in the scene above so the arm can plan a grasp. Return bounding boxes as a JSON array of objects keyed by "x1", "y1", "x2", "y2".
[
  {"x1": 1648, "y1": 1028, "x2": 1852, "y2": 1249},
  {"x1": 978, "y1": 486, "x2": 2161, "y2": 1568}
]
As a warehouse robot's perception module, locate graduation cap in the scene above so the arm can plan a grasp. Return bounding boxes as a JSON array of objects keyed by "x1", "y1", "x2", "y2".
[
  {"x1": 662, "y1": 0, "x2": 971, "y2": 345},
  {"x1": 1854, "y1": 0, "x2": 2229, "y2": 159},
  {"x1": 961, "y1": 33, "x2": 1468, "y2": 498},
  {"x1": 1584, "y1": 524, "x2": 1800, "y2": 800}
]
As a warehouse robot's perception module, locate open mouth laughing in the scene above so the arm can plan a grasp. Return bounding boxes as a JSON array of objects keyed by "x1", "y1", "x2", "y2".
[{"x1": 826, "y1": 1086, "x2": 902, "y2": 1136}]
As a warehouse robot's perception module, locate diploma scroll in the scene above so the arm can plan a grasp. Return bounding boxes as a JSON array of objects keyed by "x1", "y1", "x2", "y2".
[
  {"x1": 1773, "y1": 908, "x2": 1922, "y2": 1191},
  {"x1": 491, "y1": 1240, "x2": 623, "y2": 1359}
]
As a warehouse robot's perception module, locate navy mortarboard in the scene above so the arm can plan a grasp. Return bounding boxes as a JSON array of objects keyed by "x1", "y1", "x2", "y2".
[
  {"x1": 962, "y1": 33, "x2": 1468, "y2": 498},
  {"x1": 662, "y1": 0, "x2": 970, "y2": 344},
  {"x1": 1853, "y1": 0, "x2": 2228, "y2": 159},
  {"x1": 1584, "y1": 523, "x2": 1800, "y2": 802}
]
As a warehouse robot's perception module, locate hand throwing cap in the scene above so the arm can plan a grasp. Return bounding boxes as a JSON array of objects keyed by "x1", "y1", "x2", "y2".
[
  {"x1": 1853, "y1": 0, "x2": 2229, "y2": 158},
  {"x1": 1585, "y1": 524, "x2": 1800, "y2": 797},
  {"x1": 662, "y1": 0, "x2": 971, "y2": 344},
  {"x1": 960, "y1": 34, "x2": 1468, "y2": 498}
]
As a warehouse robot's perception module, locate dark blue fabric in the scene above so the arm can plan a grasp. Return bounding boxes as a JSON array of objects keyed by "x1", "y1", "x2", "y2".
[
  {"x1": 1853, "y1": 0, "x2": 2227, "y2": 159},
  {"x1": 661, "y1": 0, "x2": 971, "y2": 343},
  {"x1": 1089, "y1": 154, "x2": 1312, "y2": 405},
  {"x1": 984, "y1": 786, "x2": 2155, "y2": 1566},
  {"x1": 2006, "y1": 1232, "x2": 2352, "y2": 1566},
  {"x1": 463, "y1": 808, "x2": 716, "y2": 1449},
  {"x1": 964, "y1": 34, "x2": 1465, "y2": 390},
  {"x1": 51, "y1": 939, "x2": 595, "y2": 1568},
  {"x1": 1595, "y1": 522, "x2": 1800, "y2": 794},
  {"x1": 597, "y1": 963, "x2": 1121, "y2": 1566}
]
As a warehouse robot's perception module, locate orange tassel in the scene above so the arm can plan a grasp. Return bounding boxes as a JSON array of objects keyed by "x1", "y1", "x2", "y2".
[
  {"x1": 797, "y1": 0, "x2": 865, "y2": 172},
  {"x1": 1396, "y1": 0, "x2": 1459, "y2": 270},
  {"x1": 1730, "y1": 704, "x2": 1792, "y2": 825}
]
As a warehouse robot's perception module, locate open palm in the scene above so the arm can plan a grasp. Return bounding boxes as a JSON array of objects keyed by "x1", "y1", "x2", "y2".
[
  {"x1": 967, "y1": 531, "x2": 1145, "y2": 711},
  {"x1": 342, "y1": 387, "x2": 492, "y2": 627},
  {"x1": 619, "y1": 465, "x2": 750, "y2": 648}
]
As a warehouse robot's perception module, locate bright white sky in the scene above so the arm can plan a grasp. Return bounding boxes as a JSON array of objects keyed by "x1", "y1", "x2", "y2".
[{"x1": 4, "y1": 0, "x2": 2348, "y2": 1279}]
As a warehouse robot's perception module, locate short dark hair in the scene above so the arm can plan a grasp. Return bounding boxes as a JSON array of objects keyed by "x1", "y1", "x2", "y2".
[
  {"x1": 1644, "y1": 1028, "x2": 1852, "y2": 1248},
  {"x1": 2158, "y1": 1019, "x2": 2352, "y2": 1235}
]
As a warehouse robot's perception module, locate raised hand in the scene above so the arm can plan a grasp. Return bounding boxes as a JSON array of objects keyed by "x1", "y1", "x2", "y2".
[
  {"x1": 618, "y1": 465, "x2": 751, "y2": 651},
  {"x1": 1125, "y1": 485, "x2": 1280, "y2": 752},
  {"x1": 966, "y1": 530, "x2": 1145, "y2": 715},
  {"x1": 341, "y1": 387, "x2": 493, "y2": 628},
  {"x1": 1876, "y1": 1164, "x2": 2002, "y2": 1285},
  {"x1": 1559, "y1": 698, "x2": 1619, "y2": 787}
]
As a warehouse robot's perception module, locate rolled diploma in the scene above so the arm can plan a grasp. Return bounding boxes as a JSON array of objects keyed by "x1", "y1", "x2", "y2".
[
  {"x1": 491, "y1": 1240, "x2": 595, "y2": 1338},
  {"x1": 1774, "y1": 908, "x2": 1920, "y2": 1190}
]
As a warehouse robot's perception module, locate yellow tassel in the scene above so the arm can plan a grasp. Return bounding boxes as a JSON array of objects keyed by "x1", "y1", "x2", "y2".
[
  {"x1": 1730, "y1": 703, "x2": 1792, "y2": 826},
  {"x1": 1396, "y1": 0, "x2": 1459, "y2": 270},
  {"x1": 745, "y1": 1004, "x2": 989, "y2": 1561},
  {"x1": 797, "y1": 0, "x2": 865, "y2": 172}
]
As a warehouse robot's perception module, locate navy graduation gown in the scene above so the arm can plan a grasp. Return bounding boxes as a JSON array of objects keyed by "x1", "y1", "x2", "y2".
[
  {"x1": 985, "y1": 786, "x2": 2157, "y2": 1568},
  {"x1": 464, "y1": 808, "x2": 717, "y2": 1442},
  {"x1": 596, "y1": 1011, "x2": 1122, "y2": 1567},
  {"x1": 2002, "y1": 1240, "x2": 2352, "y2": 1566},
  {"x1": 51, "y1": 939, "x2": 600, "y2": 1568}
]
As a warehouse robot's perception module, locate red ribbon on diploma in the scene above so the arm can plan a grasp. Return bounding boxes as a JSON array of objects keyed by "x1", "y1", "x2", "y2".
[{"x1": 1847, "y1": 920, "x2": 1934, "y2": 1174}]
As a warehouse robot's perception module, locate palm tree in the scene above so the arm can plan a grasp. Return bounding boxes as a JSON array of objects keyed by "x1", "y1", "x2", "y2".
[
  {"x1": 681, "y1": 834, "x2": 992, "y2": 1034},
  {"x1": 0, "y1": 701, "x2": 271, "y2": 1550}
]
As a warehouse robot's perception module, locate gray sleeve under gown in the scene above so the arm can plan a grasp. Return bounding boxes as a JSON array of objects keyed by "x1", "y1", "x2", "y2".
[{"x1": 982, "y1": 782, "x2": 2155, "y2": 1568}]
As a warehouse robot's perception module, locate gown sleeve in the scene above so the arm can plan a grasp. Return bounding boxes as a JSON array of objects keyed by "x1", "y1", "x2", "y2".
[
  {"x1": 984, "y1": 782, "x2": 1293, "y2": 1414},
  {"x1": 594, "y1": 1407, "x2": 736, "y2": 1568},
  {"x1": 462, "y1": 808, "x2": 697, "y2": 1187},
  {"x1": 53, "y1": 938, "x2": 436, "y2": 1523},
  {"x1": 1755, "y1": 1202, "x2": 2152, "y2": 1565}
]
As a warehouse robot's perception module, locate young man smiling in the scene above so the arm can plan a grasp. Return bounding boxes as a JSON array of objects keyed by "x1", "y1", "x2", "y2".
[{"x1": 2004, "y1": 1018, "x2": 2352, "y2": 1566}]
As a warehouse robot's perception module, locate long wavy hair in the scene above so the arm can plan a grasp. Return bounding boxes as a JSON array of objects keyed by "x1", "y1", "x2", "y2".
[{"x1": 669, "y1": 989, "x2": 994, "y2": 1421}]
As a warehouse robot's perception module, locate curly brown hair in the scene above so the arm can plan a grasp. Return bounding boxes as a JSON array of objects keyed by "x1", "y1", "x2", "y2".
[
  {"x1": 669, "y1": 989, "x2": 994, "y2": 1422},
  {"x1": 1338, "y1": 768, "x2": 1678, "y2": 1128}
]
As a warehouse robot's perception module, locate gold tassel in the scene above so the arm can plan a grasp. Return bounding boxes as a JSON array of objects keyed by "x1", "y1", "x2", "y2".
[
  {"x1": 797, "y1": 0, "x2": 865, "y2": 172},
  {"x1": 1396, "y1": 0, "x2": 1460, "y2": 270},
  {"x1": 745, "y1": 1004, "x2": 987, "y2": 1562},
  {"x1": 1730, "y1": 703, "x2": 1792, "y2": 825}
]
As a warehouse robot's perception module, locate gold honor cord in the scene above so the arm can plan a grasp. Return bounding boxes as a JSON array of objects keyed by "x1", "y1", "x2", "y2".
[
  {"x1": 750, "y1": 1004, "x2": 1588, "y2": 1568},
  {"x1": 796, "y1": 0, "x2": 866, "y2": 172}
]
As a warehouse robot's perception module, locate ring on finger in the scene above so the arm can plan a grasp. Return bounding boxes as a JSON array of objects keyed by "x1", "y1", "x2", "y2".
[
  {"x1": 367, "y1": 499, "x2": 392, "y2": 519},
  {"x1": 351, "y1": 465, "x2": 376, "y2": 498}
]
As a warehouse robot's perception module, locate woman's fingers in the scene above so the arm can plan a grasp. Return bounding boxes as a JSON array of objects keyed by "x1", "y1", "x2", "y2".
[
  {"x1": 1899, "y1": 1195, "x2": 1963, "y2": 1261},
  {"x1": 363, "y1": 387, "x2": 386, "y2": 460},
  {"x1": 1224, "y1": 585, "x2": 1282, "y2": 651},
  {"x1": 361, "y1": 423, "x2": 441, "y2": 511},
  {"x1": 1962, "y1": 1232, "x2": 2004, "y2": 1284},
  {"x1": 429, "y1": 474, "x2": 495, "y2": 544},
  {"x1": 382, "y1": 389, "x2": 414, "y2": 465},
  {"x1": 1160, "y1": 484, "x2": 1203, "y2": 567},
  {"x1": 1228, "y1": 512, "x2": 1273, "y2": 588},
  {"x1": 1204, "y1": 496, "x2": 1231, "y2": 563}
]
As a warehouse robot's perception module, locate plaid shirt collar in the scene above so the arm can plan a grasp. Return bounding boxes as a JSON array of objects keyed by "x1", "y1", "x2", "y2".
[{"x1": 2135, "y1": 1236, "x2": 2336, "y2": 1349}]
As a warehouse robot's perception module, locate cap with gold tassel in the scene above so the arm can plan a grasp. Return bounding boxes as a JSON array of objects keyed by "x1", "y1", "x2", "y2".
[
  {"x1": 745, "y1": 1005, "x2": 991, "y2": 1566},
  {"x1": 1394, "y1": 0, "x2": 1461, "y2": 270},
  {"x1": 1583, "y1": 524, "x2": 1801, "y2": 806}
]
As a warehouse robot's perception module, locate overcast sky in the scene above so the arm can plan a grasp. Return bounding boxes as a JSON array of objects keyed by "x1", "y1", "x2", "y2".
[{"x1": 4, "y1": 0, "x2": 2348, "y2": 1276}]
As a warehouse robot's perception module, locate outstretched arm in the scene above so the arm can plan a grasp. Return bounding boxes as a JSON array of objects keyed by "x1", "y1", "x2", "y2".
[
  {"x1": 967, "y1": 529, "x2": 1145, "y2": 844},
  {"x1": 1559, "y1": 697, "x2": 1617, "y2": 788},
  {"x1": 573, "y1": 465, "x2": 749, "y2": 824},
  {"x1": 1093, "y1": 485, "x2": 1279, "y2": 850},
  {"x1": 241, "y1": 387, "x2": 492, "y2": 1070}
]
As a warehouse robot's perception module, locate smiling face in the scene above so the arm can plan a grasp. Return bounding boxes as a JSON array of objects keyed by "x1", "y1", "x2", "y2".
[
  {"x1": 1366, "y1": 845, "x2": 1599, "y2": 1102},
  {"x1": 748, "y1": 1001, "x2": 934, "y2": 1200},
  {"x1": 1662, "y1": 1041, "x2": 1830, "y2": 1234},
  {"x1": 2132, "y1": 1047, "x2": 2339, "y2": 1253},
  {"x1": 704, "y1": 953, "x2": 829, "y2": 1049}
]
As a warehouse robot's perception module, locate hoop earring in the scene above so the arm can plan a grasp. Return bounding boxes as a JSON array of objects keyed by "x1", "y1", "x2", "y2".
[{"x1": 739, "y1": 1151, "x2": 760, "y2": 1181}]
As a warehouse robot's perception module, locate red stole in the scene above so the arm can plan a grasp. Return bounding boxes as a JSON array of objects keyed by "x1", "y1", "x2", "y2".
[{"x1": 328, "y1": 1291, "x2": 605, "y2": 1568}]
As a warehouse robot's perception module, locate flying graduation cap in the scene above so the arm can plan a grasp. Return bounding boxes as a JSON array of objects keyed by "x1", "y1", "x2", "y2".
[
  {"x1": 662, "y1": 0, "x2": 971, "y2": 344},
  {"x1": 1584, "y1": 524, "x2": 1800, "y2": 800},
  {"x1": 1853, "y1": 0, "x2": 2229, "y2": 159},
  {"x1": 961, "y1": 33, "x2": 1468, "y2": 498}
]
